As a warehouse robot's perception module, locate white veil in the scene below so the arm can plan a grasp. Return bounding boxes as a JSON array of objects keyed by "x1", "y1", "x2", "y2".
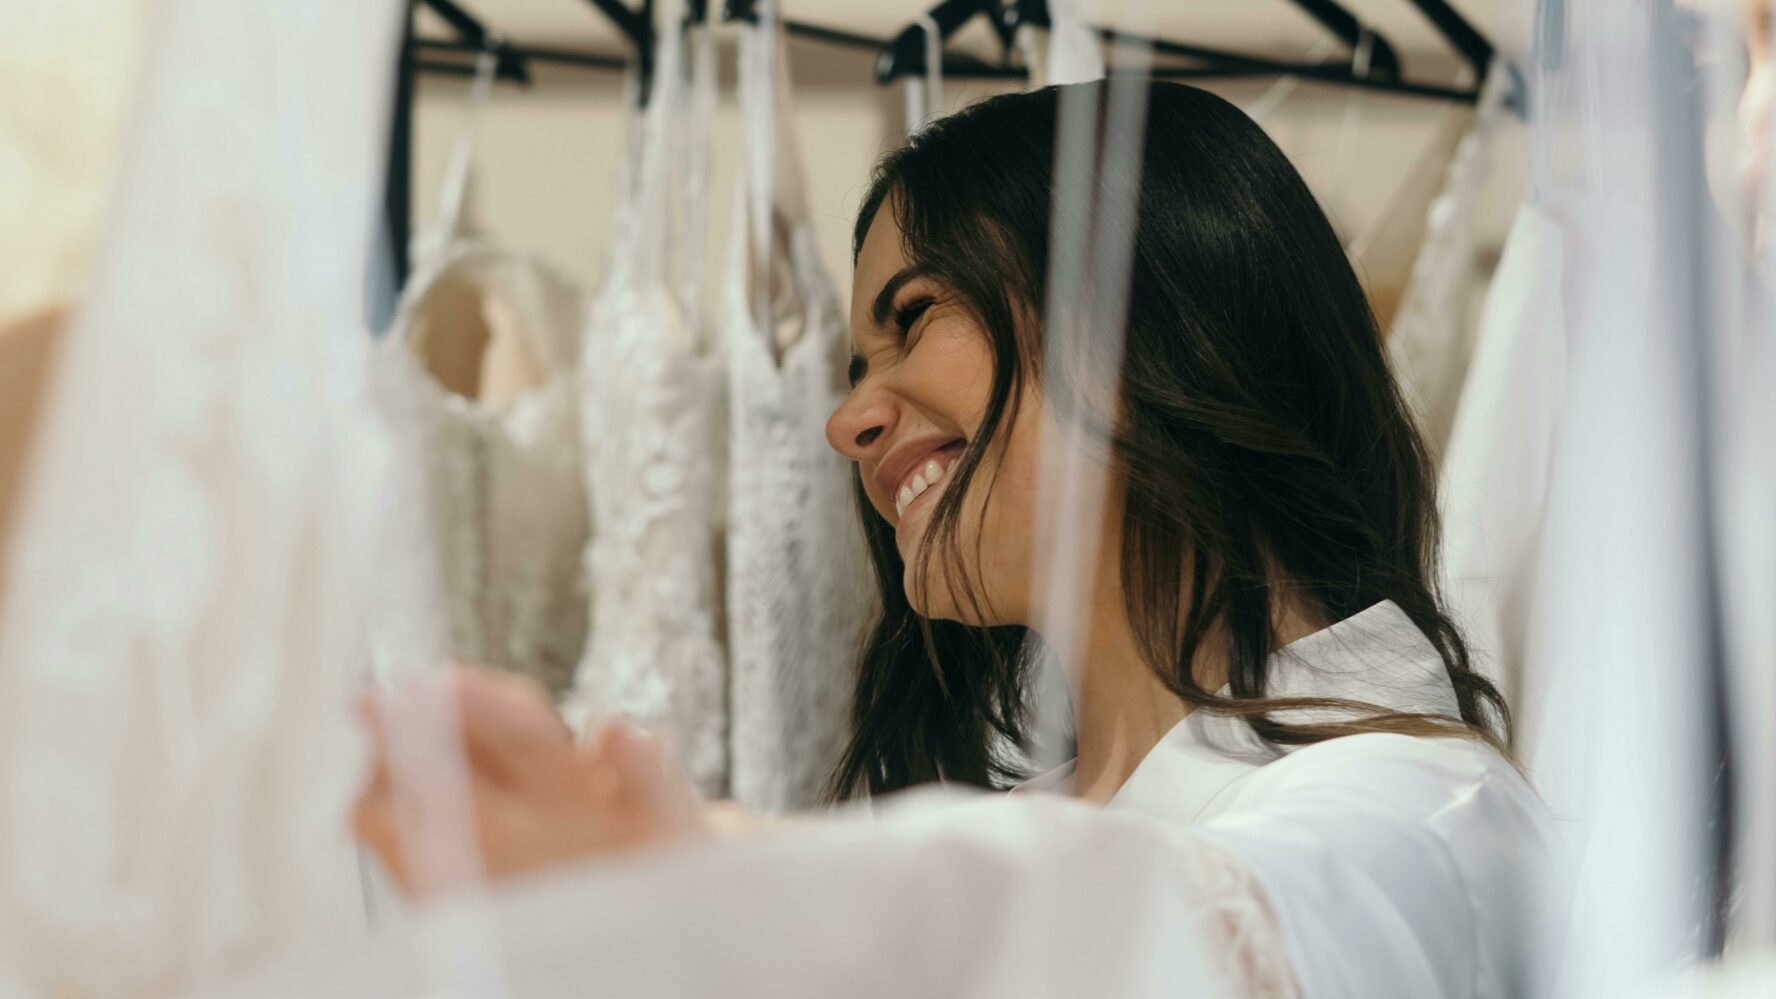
[{"x1": 0, "y1": 1, "x2": 427, "y2": 993}]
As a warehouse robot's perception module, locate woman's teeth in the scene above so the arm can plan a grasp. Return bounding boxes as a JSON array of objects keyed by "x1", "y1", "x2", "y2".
[{"x1": 895, "y1": 458, "x2": 958, "y2": 518}]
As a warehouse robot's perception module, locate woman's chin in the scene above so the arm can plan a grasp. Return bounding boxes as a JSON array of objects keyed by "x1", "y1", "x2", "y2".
[
  {"x1": 902, "y1": 575, "x2": 1003, "y2": 628},
  {"x1": 902, "y1": 572, "x2": 957, "y2": 623}
]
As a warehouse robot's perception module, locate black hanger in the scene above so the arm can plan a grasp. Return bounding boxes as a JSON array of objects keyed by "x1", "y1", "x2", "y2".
[
  {"x1": 718, "y1": 0, "x2": 909, "y2": 57},
  {"x1": 416, "y1": 0, "x2": 534, "y2": 84},
  {"x1": 415, "y1": 0, "x2": 629, "y2": 79},
  {"x1": 877, "y1": 0, "x2": 1025, "y2": 84},
  {"x1": 1408, "y1": 0, "x2": 1493, "y2": 83},
  {"x1": 1407, "y1": 1, "x2": 1527, "y2": 114},
  {"x1": 997, "y1": 0, "x2": 1402, "y2": 81},
  {"x1": 578, "y1": 1, "x2": 655, "y2": 101},
  {"x1": 1290, "y1": 0, "x2": 1402, "y2": 80}
]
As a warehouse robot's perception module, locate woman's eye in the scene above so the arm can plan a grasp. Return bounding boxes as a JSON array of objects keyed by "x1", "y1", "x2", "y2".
[{"x1": 892, "y1": 298, "x2": 933, "y2": 340}]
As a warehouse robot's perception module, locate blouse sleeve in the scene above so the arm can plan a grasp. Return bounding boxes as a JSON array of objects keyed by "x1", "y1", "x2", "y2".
[{"x1": 185, "y1": 789, "x2": 1302, "y2": 999}]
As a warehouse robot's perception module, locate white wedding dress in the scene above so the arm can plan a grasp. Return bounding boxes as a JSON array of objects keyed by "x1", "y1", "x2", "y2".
[
  {"x1": 1436, "y1": 205, "x2": 1566, "y2": 698},
  {"x1": 722, "y1": 25, "x2": 872, "y2": 812},
  {"x1": 564, "y1": 2, "x2": 730, "y2": 797},
  {"x1": 0, "y1": 1, "x2": 405, "y2": 993},
  {"x1": 1383, "y1": 63, "x2": 1512, "y2": 459},
  {"x1": 376, "y1": 162, "x2": 590, "y2": 697}
]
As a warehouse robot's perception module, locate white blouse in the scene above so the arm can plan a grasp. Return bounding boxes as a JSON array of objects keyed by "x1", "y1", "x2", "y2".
[
  {"x1": 1014, "y1": 600, "x2": 1567, "y2": 998},
  {"x1": 186, "y1": 602, "x2": 1568, "y2": 999}
]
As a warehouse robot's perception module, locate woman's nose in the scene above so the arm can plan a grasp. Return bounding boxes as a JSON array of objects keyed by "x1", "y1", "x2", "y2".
[{"x1": 826, "y1": 386, "x2": 895, "y2": 463}]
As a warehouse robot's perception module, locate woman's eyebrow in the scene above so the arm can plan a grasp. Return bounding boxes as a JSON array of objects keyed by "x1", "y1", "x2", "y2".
[{"x1": 869, "y1": 267, "x2": 928, "y2": 327}]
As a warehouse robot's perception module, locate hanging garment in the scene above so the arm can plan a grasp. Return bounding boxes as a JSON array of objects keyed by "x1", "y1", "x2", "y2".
[
  {"x1": 1382, "y1": 64, "x2": 1511, "y2": 459},
  {"x1": 377, "y1": 248, "x2": 590, "y2": 697},
  {"x1": 564, "y1": 0, "x2": 730, "y2": 797},
  {"x1": 904, "y1": 13, "x2": 945, "y2": 134},
  {"x1": 1013, "y1": 0, "x2": 1105, "y2": 87},
  {"x1": 187, "y1": 601, "x2": 1565, "y2": 999},
  {"x1": 1437, "y1": 205, "x2": 1566, "y2": 699},
  {"x1": 1514, "y1": 2, "x2": 1725, "y2": 982},
  {"x1": 722, "y1": 26, "x2": 871, "y2": 812},
  {"x1": 374, "y1": 55, "x2": 591, "y2": 698},
  {"x1": 0, "y1": 1, "x2": 405, "y2": 993},
  {"x1": 1726, "y1": 239, "x2": 1776, "y2": 950}
]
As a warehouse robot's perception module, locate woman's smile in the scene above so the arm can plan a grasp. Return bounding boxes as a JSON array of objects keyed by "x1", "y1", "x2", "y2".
[{"x1": 871, "y1": 436, "x2": 966, "y2": 525}]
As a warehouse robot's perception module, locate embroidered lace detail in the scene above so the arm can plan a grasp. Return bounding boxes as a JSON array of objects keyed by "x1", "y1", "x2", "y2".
[
  {"x1": 567, "y1": 283, "x2": 728, "y2": 794},
  {"x1": 1179, "y1": 836, "x2": 1304, "y2": 998},
  {"x1": 0, "y1": 3, "x2": 402, "y2": 993},
  {"x1": 721, "y1": 27, "x2": 872, "y2": 812},
  {"x1": 565, "y1": 5, "x2": 731, "y2": 796}
]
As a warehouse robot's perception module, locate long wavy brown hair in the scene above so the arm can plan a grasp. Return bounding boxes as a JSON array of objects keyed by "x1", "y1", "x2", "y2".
[{"x1": 829, "y1": 81, "x2": 1508, "y2": 799}]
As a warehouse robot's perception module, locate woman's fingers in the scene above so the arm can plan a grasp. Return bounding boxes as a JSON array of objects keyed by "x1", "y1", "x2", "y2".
[
  {"x1": 451, "y1": 667, "x2": 571, "y2": 745},
  {"x1": 586, "y1": 722, "x2": 705, "y2": 845},
  {"x1": 351, "y1": 671, "x2": 713, "y2": 896},
  {"x1": 349, "y1": 753, "x2": 415, "y2": 894}
]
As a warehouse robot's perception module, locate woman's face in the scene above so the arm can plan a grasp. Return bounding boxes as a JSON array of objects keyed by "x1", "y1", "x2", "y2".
[{"x1": 826, "y1": 205, "x2": 1047, "y2": 626}]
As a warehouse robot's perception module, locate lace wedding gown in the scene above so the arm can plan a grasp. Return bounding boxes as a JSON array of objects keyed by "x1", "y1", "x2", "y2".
[
  {"x1": 723, "y1": 25, "x2": 872, "y2": 812},
  {"x1": 377, "y1": 243, "x2": 590, "y2": 697},
  {"x1": 564, "y1": 2, "x2": 730, "y2": 796},
  {"x1": 0, "y1": 1, "x2": 405, "y2": 993},
  {"x1": 373, "y1": 60, "x2": 591, "y2": 698}
]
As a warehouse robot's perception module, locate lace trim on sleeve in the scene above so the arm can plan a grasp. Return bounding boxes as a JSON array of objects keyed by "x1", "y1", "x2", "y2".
[{"x1": 1178, "y1": 836, "x2": 1303, "y2": 999}]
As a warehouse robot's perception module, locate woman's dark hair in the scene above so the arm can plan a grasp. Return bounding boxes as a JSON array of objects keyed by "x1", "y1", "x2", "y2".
[{"x1": 829, "y1": 81, "x2": 1508, "y2": 799}]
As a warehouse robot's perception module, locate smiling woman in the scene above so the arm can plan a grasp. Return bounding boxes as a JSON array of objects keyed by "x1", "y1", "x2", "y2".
[
  {"x1": 352, "y1": 79, "x2": 1564, "y2": 999},
  {"x1": 826, "y1": 80, "x2": 1507, "y2": 799}
]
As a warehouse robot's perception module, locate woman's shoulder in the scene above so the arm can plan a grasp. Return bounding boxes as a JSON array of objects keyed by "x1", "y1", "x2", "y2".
[
  {"x1": 1212, "y1": 731, "x2": 1537, "y2": 824},
  {"x1": 1192, "y1": 733, "x2": 1567, "y2": 999}
]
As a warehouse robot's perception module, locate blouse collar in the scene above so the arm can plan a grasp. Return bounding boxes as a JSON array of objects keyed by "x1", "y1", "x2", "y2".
[{"x1": 1013, "y1": 600, "x2": 1464, "y2": 824}]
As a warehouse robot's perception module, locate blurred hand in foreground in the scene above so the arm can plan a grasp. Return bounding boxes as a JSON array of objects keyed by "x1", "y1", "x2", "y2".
[{"x1": 352, "y1": 668, "x2": 706, "y2": 898}]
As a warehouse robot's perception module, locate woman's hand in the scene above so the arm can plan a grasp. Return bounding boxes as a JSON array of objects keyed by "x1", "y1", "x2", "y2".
[{"x1": 352, "y1": 668, "x2": 706, "y2": 898}]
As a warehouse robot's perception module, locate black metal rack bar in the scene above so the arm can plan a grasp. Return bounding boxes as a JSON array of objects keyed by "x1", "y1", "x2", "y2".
[
  {"x1": 1289, "y1": 0, "x2": 1402, "y2": 79},
  {"x1": 385, "y1": 3, "x2": 419, "y2": 295},
  {"x1": 1408, "y1": 0, "x2": 1496, "y2": 80},
  {"x1": 414, "y1": 37, "x2": 628, "y2": 73}
]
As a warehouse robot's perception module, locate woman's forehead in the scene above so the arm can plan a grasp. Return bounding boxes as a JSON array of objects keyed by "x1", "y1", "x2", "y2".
[{"x1": 851, "y1": 209, "x2": 911, "y2": 318}]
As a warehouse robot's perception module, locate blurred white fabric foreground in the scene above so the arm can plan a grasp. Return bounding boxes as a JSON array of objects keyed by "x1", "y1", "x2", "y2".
[
  {"x1": 0, "y1": 0, "x2": 152, "y2": 327},
  {"x1": 0, "y1": 1, "x2": 403, "y2": 994},
  {"x1": 181, "y1": 601, "x2": 1561, "y2": 999}
]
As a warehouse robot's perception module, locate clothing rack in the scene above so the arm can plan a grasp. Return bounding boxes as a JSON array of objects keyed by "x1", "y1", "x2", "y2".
[
  {"x1": 381, "y1": 0, "x2": 1517, "y2": 294},
  {"x1": 385, "y1": 0, "x2": 639, "y2": 291},
  {"x1": 880, "y1": 0, "x2": 1507, "y2": 107}
]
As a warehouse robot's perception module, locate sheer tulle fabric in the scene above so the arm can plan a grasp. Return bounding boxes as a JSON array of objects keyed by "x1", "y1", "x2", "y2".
[
  {"x1": 0, "y1": 2, "x2": 404, "y2": 993},
  {"x1": 179, "y1": 790, "x2": 1296, "y2": 999}
]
